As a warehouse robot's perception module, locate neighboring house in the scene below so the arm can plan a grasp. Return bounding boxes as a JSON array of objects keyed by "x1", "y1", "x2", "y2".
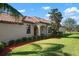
[{"x1": 0, "y1": 13, "x2": 50, "y2": 42}]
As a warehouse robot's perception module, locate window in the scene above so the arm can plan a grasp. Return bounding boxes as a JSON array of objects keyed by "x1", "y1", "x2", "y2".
[{"x1": 26, "y1": 25, "x2": 31, "y2": 34}]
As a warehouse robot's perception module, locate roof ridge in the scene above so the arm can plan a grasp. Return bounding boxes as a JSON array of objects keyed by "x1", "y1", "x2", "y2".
[{"x1": 0, "y1": 13, "x2": 49, "y2": 24}]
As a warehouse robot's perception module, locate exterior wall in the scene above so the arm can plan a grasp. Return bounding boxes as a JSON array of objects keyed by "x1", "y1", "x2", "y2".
[{"x1": 0, "y1": 23, "x2": 34, "y2": 42}]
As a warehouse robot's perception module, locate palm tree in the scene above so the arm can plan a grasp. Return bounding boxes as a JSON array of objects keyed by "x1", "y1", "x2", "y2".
[{"x1": 0, "y1": 3, "x2": 23, "y2": 18}]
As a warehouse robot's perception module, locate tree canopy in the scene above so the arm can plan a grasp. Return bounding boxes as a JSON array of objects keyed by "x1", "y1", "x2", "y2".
[
  {"x1": 63, "y1": 18, "x2": 76, "y2": 32},
  {"x1": 48, "y1": 8, "x2": 63, "y2": 34},
  {"x1": 75, "y1": 25, "x2": 79, "y2": 32}
]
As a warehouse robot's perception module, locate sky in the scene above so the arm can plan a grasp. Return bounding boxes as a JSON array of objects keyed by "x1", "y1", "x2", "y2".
[{"x1": 9, "y1": 3, "x2": 79, "y2": 24}]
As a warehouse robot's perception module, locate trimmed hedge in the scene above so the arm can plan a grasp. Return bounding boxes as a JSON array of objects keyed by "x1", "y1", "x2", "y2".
[
  {"x1": 33, "y1": 36, "x2": 36, "y2": 41},
  {"x1": 7, "y1": 35, "x2": 51, "y2": 46},
  {"x1": 8, "y1": 40, "x2": 15, "y2": 45},
  {"x1": 15, "y1": 39, "x2": 22, "y2": 44},
  {"x1": 1, "y1": 42, "x2": 7, "y2": 47},
  {"x1": 21, "y1": 37, "x2": 27, "y2": 42},
  {"x1": 0, "y1": 35, "x2": 51, "y2": 53},
  {"x1": 28, "y1": 37, "x2": 33, "y2": 42},
  {"x1": 0, "y1": 42, "x2": 5, "y2": 52},
  {"x1": 37, "y1": 36, "x2": 41, "y2": 40}
]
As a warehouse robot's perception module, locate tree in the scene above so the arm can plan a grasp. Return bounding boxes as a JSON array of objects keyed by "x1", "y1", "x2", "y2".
[
  {"x1": 76, "y1": 25, "x2": 79, "y2": 32},
  {"x1": 48, "y1": 8, "x2": 63, "y2": 35},
  {"x1": 63, "y1": 18, "x2": 76, "y2": 32},
  {"x1": 0, "y1": 3, "x2": 23, "y2": 19}
]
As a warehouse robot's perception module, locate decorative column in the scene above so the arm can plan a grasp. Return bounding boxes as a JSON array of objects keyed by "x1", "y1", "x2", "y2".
[
  {"x1": 46, "y1": 26, "x2": 48, "y2": 35},
  {"x1": 37, "y1": 25, "x2": 41, "y2": 36}
]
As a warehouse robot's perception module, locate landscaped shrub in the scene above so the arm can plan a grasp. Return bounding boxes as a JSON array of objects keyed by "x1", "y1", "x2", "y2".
[
  {"x1": 32, "y1": 36, "x2": 36, "y2": 40},
  {"x1": 1, "y1": 42, "x2": 7, "y2": 47},
  {"x1": 21, "y1": 37, "x2": 27, "y2": 42},
  {"x1": 8, "y1": 40, "x2": 15, "y2": 45},
  {"x1": 28, "y1": 37, "x2": 33, "y2": 42},
  {"x1": 56, "y1": 31, "x2": 63, "y2": 37},
  {"x1": 37, "y1": 36, "x2": 41, "y2": 40},
  {"x1": 0, "y1": 42, "x2": 5, "y2": 52},
  {"x1": 41, "y1": 34, "x2": 47, "y2": 39},
  {"x1": 43, "y1": 35, "x2": 46, "y2": 39},
  {"x1": 15, "y1": 38, "x2": 22, "y2": 44},
  {"x1": 58, "y1": 31, "x2": 63, "y2": 34},
  {"x1": 51, "y1": 31, "x2": 64, "y2": 37},
  {"x1": 44, "y1": 35, "x2": 48, "y2": 39}
]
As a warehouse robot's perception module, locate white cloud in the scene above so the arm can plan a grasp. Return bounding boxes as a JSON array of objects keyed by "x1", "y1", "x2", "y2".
[
  {"x1": 18, "y1": 9, "x2": 26, "y2": 13},
  {"x1": 69, "y1": 16, "x2": 79, "y2": 24},
  {"x1": 62, "y1": 16, "x2": 79, "y2": 25},
  {"x1": 46, "y1": 14, "x2": 50, "y2": 17},
  {"x1": 42, "y1": 6, "x2": 51, "y2": 10},
  {"x1": 70, "y1": 16, "x2": 76, "y2": 19},
  {"x1": 64, "y1": 7, "x2": 79, "y2": 15},
  {"x1": 70, "y1": 16, "x2": 79, "y2": 20}
]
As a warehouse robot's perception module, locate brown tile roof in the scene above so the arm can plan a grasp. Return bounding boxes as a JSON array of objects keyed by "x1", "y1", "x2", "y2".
[
  {"x1": 0, "y1": 13, "x2": 23, "y2": 25},
  {"x1": 33, "y1": 17, "x2": 49, "y2": 24},
  {"x1": 0, "y1": 13, "x2": 49, "y2": 24},
  {"x1": 23, "y1": 16, "x2": 49, "y2": 24}
]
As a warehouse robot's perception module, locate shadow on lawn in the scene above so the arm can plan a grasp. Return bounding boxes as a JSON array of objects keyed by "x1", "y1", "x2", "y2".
[
  {"x1": 61, "y1": 33, "x2": 79, "y2": 39},
  {"x1": 55, "y1": 32, "x2": 79, "y2": 39},
  {"x1": 64, "y1": 36, "x2": 79, "y2": 39},
  {"x1": 7, "y1": 43, "x2": 71, "y2": 56},
  {"x1": 52, "y1": 33, "x2": 72, "y2": 39}
]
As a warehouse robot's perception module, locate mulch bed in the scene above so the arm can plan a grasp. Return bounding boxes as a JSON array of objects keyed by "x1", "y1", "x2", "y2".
[
  {"x1": 0, "y1": 41, "x2": 34, "y2": 56},
  {"x1": 0, "y1": 38, "x2": 52, "y2": 56}
]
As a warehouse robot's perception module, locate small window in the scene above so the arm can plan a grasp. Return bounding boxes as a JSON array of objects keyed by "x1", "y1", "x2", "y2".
[{"x1": 26, "y1": 25, "x2": 31, "y2": 34}]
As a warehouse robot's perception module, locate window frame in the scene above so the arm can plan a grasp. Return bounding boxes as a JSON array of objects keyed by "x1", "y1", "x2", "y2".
[{"x1": 26, "y1": 24, "x2": 31, "y2": 34}]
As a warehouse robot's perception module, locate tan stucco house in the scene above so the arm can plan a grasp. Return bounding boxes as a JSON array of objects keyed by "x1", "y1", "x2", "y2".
[{"x1": 0, "y1": 13, "x2": 50, "y2": 42}]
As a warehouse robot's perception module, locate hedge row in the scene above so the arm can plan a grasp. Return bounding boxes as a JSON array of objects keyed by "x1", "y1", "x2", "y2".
[
  {"x1": 0, "y1": 42, "x2": 6, "y2": 52},
  {"x1": 0, "y1": 34, "x2": 52, "y2": 52}
]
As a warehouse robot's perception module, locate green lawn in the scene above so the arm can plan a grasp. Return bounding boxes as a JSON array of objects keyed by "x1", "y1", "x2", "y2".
[{"x1": 7, "y1": 32, "x2": 79, "y2": 56}]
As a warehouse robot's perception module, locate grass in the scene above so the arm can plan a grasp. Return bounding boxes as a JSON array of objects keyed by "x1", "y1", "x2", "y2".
[{"x1": 7, "y1": 32, "x2": 79, "y2": 56}]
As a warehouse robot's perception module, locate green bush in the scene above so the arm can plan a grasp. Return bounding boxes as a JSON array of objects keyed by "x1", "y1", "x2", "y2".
[
  {"x1": 37, "y1": 36, "x2": 41, "y2": 40},
  {"x1": 41, "y1": 34, "x2": 46, "y2": 39},
  {"x1": 28, "y1": 37, "x2": 33, "y2": 42},
  {"x1": 43, "y1": 35, "x2": 46, "y2": 39},
  {"x1": 0, "y1": 42, "x2": 5, "y2": 52},
  {"x1": 8, "y1": 40, "x2": 15, "y2": 45},
  {"x1": 55, "y1": 31, "x2": 63, "y2": 37},
  {"x1": 21, "y1": 37, "x2": 27, "y2": 42},
  {"x1": 33, "y1": 36, "x2": 37, "y2": 41},
  {"x1": 15, "y1": 39, "x2": 22, "y2": 44},
  {"x1": 1, "y1": 42, "x2": 7, "y2": 47}
]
